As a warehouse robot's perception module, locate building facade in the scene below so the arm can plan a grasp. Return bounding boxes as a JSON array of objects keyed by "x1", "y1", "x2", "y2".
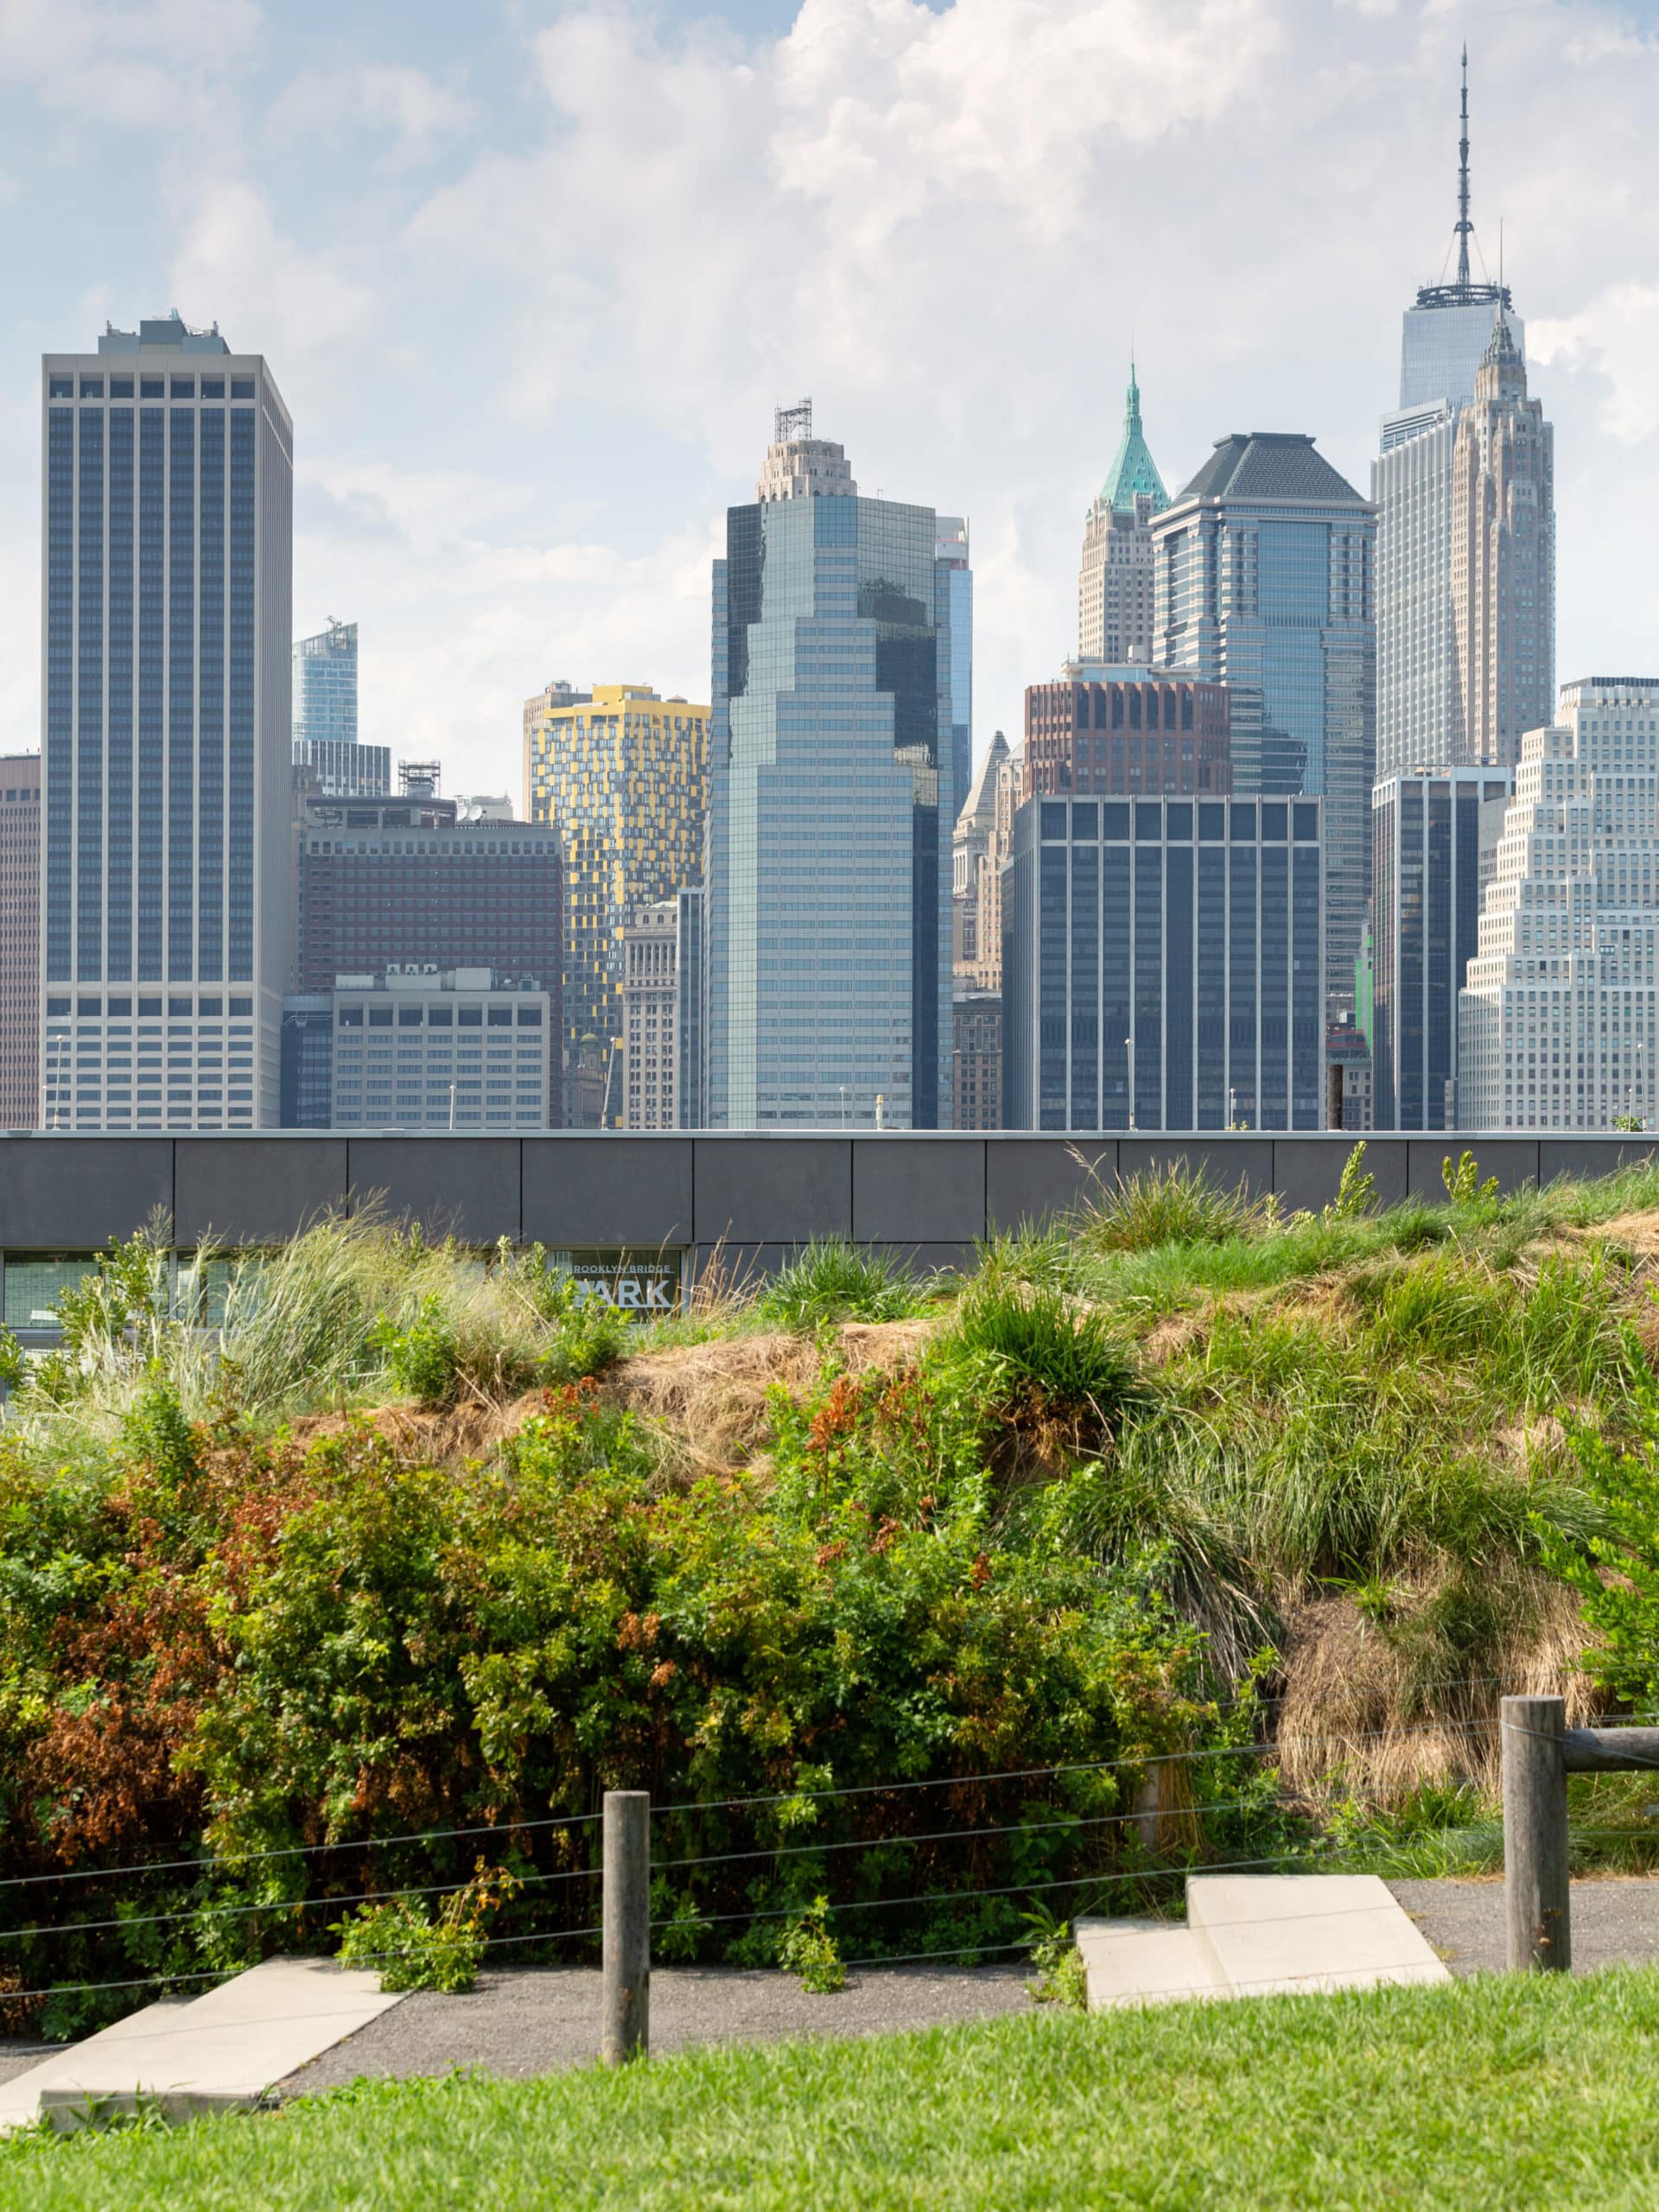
[
  {"x1": 1375, "y1": 55, "x2": 1532, "y2": 782},
  {"x1": 323, "y1": 968, "x2": 551, "y2": 1131},
  {"x1": 0, "y1": 760, "x2": 40, "y2": 1132},
  {"x1": 295, "y1": 791, "x2": 562, "y2": 1110},
  {"x1": 292, "y1": 616, "x2": 356, "y2": 746},
  {"x1": 1152, "y1": 433, "x2": 1373, "y2": 1024},
  {"x1": 0, "y1": 757, "x2": 41, "y2": 1128},
  {"x1": 524, "y1": 681, "x2": 706, "y2": 1108},
  {"x1": 1025, "y1": 669, "x2": 1230, "y2": 798},
  {"x1": 953, "y1": 729, "x2": 1009, "y2": 984},
  {"x1": 937, "y1": 517, "x2": 974, "y2": 827},
  {"x1": 1449, "y1": 316, "x2": 1554, "y2": 768},
  {"x1": 620, "y1": 900, "x2": 677, "y2": 1130},
  {"x1": 1078, "y1": 368, "x2": 1167, "y2": 666},
  {"x1": 1003, "y1": 792, "x2": 1325, "y2": 1133},
  {"x1": 1372, "y1": 766, "x2": 1510, "y2": 1129},
  {"x1": 951, "y1": 986, "x2": 1001, "y2": 1130},
  {"x1": 1459, "y1": 679, "x2": 1659, "y2": 1130},
  {"x1": 40, "y1": 314, "x2": 292, "y2": 1130},
  {"x1": 701, "y1": 405, "x2": 957, "y2": 1128}
]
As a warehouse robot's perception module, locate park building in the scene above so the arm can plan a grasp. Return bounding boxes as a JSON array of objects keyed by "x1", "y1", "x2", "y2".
[
  {"x1": 1459, "y1": 679, "x2": 1659, "y2": 1130},
  {"x1": 1003, "y1": 792, "x2": 1325, "y2": 1133}
]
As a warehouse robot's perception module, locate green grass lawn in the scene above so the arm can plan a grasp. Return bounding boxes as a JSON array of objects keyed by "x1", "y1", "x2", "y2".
[{"x1": 8, "y1": 1970, "x2": 1659, "y2": 2211}]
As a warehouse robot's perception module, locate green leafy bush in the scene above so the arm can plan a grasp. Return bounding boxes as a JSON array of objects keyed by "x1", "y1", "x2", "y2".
[
  {"x1": 1544, "y1": 1327, "x2": 1659, "y2": 1712},
  {"x1": 1023, "y1": 1905, "x2": 1090, "y2": 2012},
  {"x1": 778, "y1": 1897, "x2": 845, "y2": 1993},
  {"x1": 334, "y1": 1862, "x2": 520, "y2": 1993}
]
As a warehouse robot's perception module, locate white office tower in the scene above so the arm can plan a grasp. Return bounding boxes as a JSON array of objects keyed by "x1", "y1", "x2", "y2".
[
  {"x1": 40, "y1": 315, "x2": 292, "y2": 1129},
  {"x1": 1459, "y1": 679, "x2": 1659, "y2": 1130},
  {"x1": 1374, "y1": 53, "x2": 1535, "y2": 781}
]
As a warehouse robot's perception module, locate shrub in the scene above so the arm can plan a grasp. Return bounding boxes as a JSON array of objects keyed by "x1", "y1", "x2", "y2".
[
  {"x1": 334, "y1": 1861, "x2": 520, "y2": 1993},
  {"x1": 756, "y1": 1239, "x2": 921, "y2": 1329},
  {"x1": 1543, "y1": 1325, "x2": 1659, "y2": 1712},
  {"x1": 372, "y1": 1297, "x2": 463, "y2": 1409},
  {"x1": 778, "y1": 1897, "x2": 845, "y2": 1993}
]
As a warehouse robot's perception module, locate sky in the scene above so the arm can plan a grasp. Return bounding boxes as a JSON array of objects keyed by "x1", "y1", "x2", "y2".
[{"x1": 4, "y1": 0, "x2": 1659, "y2": 804}]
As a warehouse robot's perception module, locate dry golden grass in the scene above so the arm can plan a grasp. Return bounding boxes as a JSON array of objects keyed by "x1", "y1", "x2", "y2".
[
  {"x1": 1270, "y1": 1576, "x2": 1596, "y2": 1801},
  {"x1": 606, "y1": 1317, "x2": 938, "y2": 1476}
]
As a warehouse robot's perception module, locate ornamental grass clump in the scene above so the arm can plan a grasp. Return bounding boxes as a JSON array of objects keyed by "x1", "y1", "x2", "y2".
[
  {"x1": 1078, "y1": 1160, "x2": 1265, "y2": 1255},
  {"x1": 938, "y1": 1276, "x2": 1141, "y2": 1461},
  {"x1": 756, "y1": 1238, "x2": 925, "y2": 1329}
]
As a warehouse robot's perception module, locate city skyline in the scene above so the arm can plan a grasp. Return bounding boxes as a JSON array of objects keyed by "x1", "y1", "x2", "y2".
[{"x1": 2, "y1": 5, "x2": 1656, "y2": 798}]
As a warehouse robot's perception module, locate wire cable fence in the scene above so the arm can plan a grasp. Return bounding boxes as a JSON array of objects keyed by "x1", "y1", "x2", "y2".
[{"x1": 17, "y1": 1693, "x2": 1645, "y2": 2043}]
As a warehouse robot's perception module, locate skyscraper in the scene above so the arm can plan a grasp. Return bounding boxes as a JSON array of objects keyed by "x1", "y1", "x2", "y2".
[
  {"x1": 1002, "y1": 792, "x2": 1325, "y2": 1132},
  {"x1": 1371, "y1": 766, "x2": 1510, "y2": 1129},
  {"x1": 41, "y1": 314, "x2": 292, "y2": 1131},
  {"x1": 1449, "y1": 315, "x2": 1554, "y2": 766},
  {"x1": 524, "y1": 681, "x2": 707, "y2": 1116},
  {"x1": 700, "y1": 404, "x2": 957, "y2": 1128},
  {"x1": 1077, "y1": 369, "x2": 1167, "y2": 666},
  {"x1": 620, "y1": 900, "x2": 678, "y2": 1130},
  {"x1": 292, "y1": 618, "x2": 389, "y2": 798},
  {"x1": 1152, "y1": 434, "x2": 1374, "y2": 1024},
  {"x1": 0, "y1": 757, "x2": 41, "y2": 1127},
  {"x1": 1374, "y1": 53, "x2": 1534, "y2": 783},
  {"x1": 937, "y1": 517, "x2": 974, "y2": 826},
  {"x1": 1459, "y1": 679, "x2": 1659, "y2": 1131}
]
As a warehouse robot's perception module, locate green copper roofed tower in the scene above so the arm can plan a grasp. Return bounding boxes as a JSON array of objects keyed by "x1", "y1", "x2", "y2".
[
  {"x1": 1098, "y1": 364, "x2": 1169, "y2": 516},
  {"x1": 1078, "y1": 364, "x2": 1168, "y2": 664}
]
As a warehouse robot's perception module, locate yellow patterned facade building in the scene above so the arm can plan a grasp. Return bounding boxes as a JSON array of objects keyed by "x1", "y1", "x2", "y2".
[{"x1": 524, "y1": 683, "x2": 708, "y2": 1118}]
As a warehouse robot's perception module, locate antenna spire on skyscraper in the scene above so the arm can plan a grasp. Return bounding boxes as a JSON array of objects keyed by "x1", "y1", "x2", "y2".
[{"x1": 1455, "y1": 44, "x2": 1472, "y2": 289}]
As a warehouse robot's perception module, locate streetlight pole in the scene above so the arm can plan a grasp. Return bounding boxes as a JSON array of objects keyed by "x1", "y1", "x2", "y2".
[{"x1": 1125, "y1": 1036, "x2": 1135, "y2": 1133}]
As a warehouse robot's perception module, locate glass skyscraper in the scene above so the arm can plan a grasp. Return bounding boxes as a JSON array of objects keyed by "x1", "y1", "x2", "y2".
[
  {"x1": 1371, "y1": 767, "x2": 1510, "y2": 1129},
  {"x1": 1375, "y1": 54, "x2": 1535, "y2": 782},
  {"x1": 1151, "y1": 433, "x2": 1374, "y2": 1027},
  {"x1": 292, "y1": 618, "x2": 388, "y2": 798},
  {"x1": 700, "y1": 405, "x2": 957, "y2": 1128},
  {"x1": 937, "y1": 518, "x2": 973, "y2": 828},
  {"x1": 41, "y1": 314, "x2": 292, "y2": 1130},
  {"x1": 1002, "y1": 794, "x2": 1325, "y2": 1132}
]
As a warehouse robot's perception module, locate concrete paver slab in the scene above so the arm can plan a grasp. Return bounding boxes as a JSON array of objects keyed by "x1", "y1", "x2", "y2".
[
  {"x1": 1075, "y1": 1917, "x2": 1225, "y2": 2010},
  {"x1": 33, "y1": 1960, "x2": 404, "y2": 2131},
  {"x1": 1187, "y1": 1874, "x2": 1450, "y2": 1997}
]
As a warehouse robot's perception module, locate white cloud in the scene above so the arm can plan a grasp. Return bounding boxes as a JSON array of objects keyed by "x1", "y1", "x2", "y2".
[
  {"x1": 166, "y1": 181, "x2": 376, "y2": 370},
  {"x1": 9, "y1": 0, "x2": 1659, "y2": 791},
  {"x1": 0, "y1": 0, "x2": 261, "y2": 129},
  {"x1": 265, "y1": 61, "x2": 475, "y2": 168},
  {"x1": 1533, "y1": 287, "x2": 1659, "y2": 444}
]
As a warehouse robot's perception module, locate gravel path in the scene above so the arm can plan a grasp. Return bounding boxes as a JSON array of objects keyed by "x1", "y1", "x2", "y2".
[
  {"x1": 11, "y1": 1877, "x2": 1659, "y2": 2101},
  {"x1": 281, "y1": 1961, "x2": 1037, "y2": 2094},
  {"x1": 1389, "y1": 1875, "x2": 1659, "y2": 1977}
]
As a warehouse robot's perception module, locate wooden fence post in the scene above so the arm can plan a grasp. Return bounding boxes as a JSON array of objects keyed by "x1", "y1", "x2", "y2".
[
  {"x1": 1502, "y1": 1694, "x2": 1570, "y2": 1974},
  {"x1": 602, "y1": 1790, "x2": 651, "y2": 2063}
]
